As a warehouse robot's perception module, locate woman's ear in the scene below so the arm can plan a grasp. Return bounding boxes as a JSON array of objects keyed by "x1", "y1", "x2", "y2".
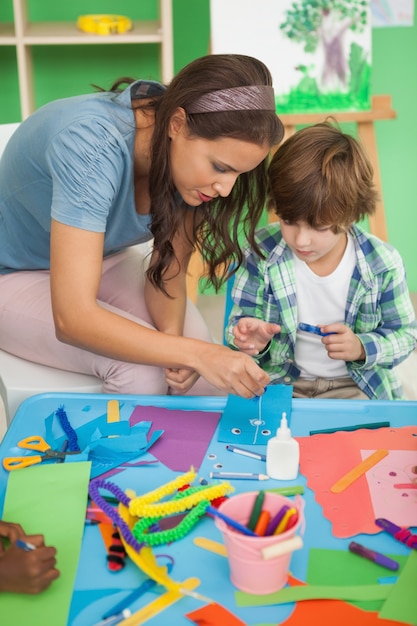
[{"x1": 168, "y1": 107, "x2": 187, "y2": 138}]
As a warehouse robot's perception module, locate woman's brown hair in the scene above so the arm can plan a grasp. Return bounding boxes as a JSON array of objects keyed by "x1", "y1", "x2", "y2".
[{"x1": 106, "y1": 55, "x2": 284, "y2": 292}]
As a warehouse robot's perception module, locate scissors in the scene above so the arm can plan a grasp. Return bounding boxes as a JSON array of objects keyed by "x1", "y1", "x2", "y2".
[{"x1": 2, "y1": 435, "x2": 80, "y2": 471}]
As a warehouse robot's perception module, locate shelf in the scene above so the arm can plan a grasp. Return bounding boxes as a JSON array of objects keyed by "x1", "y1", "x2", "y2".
[
  {"x1": 20, "y1": 20, "x2": 165, "y2": 45},
  {"x1": 0, "y1": 0, "x2": 173, "y2": 119}
]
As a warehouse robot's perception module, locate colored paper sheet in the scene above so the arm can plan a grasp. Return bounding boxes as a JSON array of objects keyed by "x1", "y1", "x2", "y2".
[
  {"x1": 186, "y1": 602, "x2": 248, "y2": 626},
  {"x1": 218, "y1": 384, "x2": 293, "y2": 445},
  {"x1": 306, "y1": 548, "x2": 409, "y2": 611},
  {"x1": 235, "y1": 584, "x2": 392, "y2": 607},
  {"x1": 363, "y1": 449, "x2": 417, "y2": 526},
  {"x1": 236, "y1": 575, "x2": 407, "y2": 626},
  {"x1": 129, "y1": 406, "x2": 221, "y2": 471},
  {"x1": 379, "y1": 551, "x2": 417, "y2": 624},
  {"x1": 298, "y1": 426, "x2": 417, "y2": 537},
  {"x1": 1, "y1": 462, "x2": 91, "y2": 626}
]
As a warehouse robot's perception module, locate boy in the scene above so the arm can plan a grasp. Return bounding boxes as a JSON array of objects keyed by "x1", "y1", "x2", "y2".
[{"x1": 226, "y1": 122, "x2": 417, "y2": 400}]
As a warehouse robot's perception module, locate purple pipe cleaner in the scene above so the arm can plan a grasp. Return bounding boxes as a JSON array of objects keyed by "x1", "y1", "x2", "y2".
[{"x1": 88, "y1": 478, "x2": 144, "y2": 552}]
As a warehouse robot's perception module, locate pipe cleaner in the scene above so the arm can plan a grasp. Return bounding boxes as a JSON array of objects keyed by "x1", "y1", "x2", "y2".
[
  {"x1": 55, "y1": 405, "x2": 81, "y2": 452},
  {"x1": 129, "y1": 474, "x2": 233, "y2": 518},
  {"x1": 132, "y1": 499, "x2": 210, "y2": 546}
]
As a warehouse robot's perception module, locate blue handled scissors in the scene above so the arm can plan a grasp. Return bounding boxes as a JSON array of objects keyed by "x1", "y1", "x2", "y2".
[{"x1": 2, "y1": 435, "x2": 80, "y2": 471}]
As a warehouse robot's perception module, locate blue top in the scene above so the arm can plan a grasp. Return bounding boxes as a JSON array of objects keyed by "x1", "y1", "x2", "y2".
[{"x1": 0, "y1": 80, "x2": 165, "y2": 274}]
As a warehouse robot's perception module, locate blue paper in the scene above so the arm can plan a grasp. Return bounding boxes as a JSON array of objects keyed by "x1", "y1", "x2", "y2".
[{"x1": 217, "y1": 384, "x2": 293, "y2": 444}]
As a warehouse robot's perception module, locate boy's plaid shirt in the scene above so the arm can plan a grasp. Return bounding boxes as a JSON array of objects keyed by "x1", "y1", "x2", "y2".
[{"x1": 226, "y1": 223, "x2": 417, "y2": 400}]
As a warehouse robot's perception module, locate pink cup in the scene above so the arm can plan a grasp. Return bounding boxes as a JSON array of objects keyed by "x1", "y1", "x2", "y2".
[{"x1": 214, "y1": 491, "x2": 303, "y2": 594}]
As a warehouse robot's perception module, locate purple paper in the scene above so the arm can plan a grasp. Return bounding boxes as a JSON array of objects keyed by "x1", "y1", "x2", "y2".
[{"x1": 129, "y1": 406, "x2": 221, "y2": 472}]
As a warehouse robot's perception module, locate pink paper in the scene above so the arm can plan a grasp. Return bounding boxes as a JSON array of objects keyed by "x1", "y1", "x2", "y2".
[
  {"x1": 298, "y1": 426, "x2": 417, "y2": 538},
  {"x1": 363, "y1": 449, "x2": 417, "y2": 526},
  {"x1": 130, "y1": 405, "x2": 221, "y2": 472}
]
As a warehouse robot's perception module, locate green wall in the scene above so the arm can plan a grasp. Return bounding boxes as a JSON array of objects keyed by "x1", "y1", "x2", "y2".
[{"x1": 0, "y1": 1, "x2": 416, "y2": 290}]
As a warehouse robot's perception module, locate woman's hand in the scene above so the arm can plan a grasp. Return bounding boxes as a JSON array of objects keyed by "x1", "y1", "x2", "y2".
[
  {"x1": 192, "y1": 342, "x2": 269, "y2": 398},
  {"x1": 232, "y1": 317, "x2": 281, "y2": 355},
  {"x1": 164, "y1": 367, "x2": 200, "y2": 394}
]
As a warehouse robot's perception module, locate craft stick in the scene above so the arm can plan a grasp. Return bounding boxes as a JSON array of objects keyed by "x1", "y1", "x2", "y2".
[
  {"x1": 261, "y1": 535, "x2": 303, "y2": 560},
  {"x1": 117, "y1": 577, "x2": 201, "y2": 625},
  {"x1": 193, "y1": 537, "x2": 228, "y2": 557},
  {"x1": 107, "y1": 399, "x2": 120, "y2": 422},
  {"x1": 330, "y1": 449, "x2": 389, "y2": 494}
]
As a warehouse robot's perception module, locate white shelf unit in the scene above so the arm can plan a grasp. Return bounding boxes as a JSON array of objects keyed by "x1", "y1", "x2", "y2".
[{"x1": 0, "y1": 0, "x2": 173, "y2": 119}]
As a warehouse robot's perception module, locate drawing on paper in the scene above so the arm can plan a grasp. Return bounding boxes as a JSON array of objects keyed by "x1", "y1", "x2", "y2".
[{"x1": 210, "y1": 0, "x2": 372, "y2": 114}]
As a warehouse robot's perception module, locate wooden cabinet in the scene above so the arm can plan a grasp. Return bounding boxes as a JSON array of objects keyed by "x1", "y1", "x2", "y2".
[{"x1": 0, "y1": 0, "x2": 173, "y2": 119}]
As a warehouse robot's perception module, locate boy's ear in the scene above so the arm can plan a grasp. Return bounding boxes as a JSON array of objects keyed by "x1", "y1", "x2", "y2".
[{"x1": 169, "y1": 107, "x2": 187, "y2": 138}]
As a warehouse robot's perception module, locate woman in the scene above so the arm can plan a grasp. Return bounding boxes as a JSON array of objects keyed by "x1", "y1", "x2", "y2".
[{"x1": 0, "y1": 54, "x2": 284, "y2": 398}]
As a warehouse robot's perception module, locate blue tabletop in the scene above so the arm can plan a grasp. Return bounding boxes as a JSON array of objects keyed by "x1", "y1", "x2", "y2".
[{"x1": 1, "y1": 392, "x2": 416, "y2": 625}]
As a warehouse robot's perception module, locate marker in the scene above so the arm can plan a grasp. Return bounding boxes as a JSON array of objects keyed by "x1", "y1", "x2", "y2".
[
  {"x1": 15, "y1": 539, "x2": 36, "y2": 551},
  {"x1": 226, "y1": 445, "x2": 266, "y2": 462},
  {"x1": 348, "y1": 541, "x2": 399, "y2": 571},
  {"x1": 102, "y1": 563, "x2": 173, "y2": 619},
  {"x1": 93, "y1": 609, "x2": 131, "y2": 626},
  {"x1": 264, "y1": 505, "x2": 290, "y2": 536},
  {"x1": 247, "y1": 490, "x2": 265, "y2": 531},
  {"x1": 266, "y1": 485, "x2": 304, "y2": 496},
  {"x1": 205, "y1": 505, "x2": 258, "y2": 537},
  {"x1": 210, "y1": 471, "x2": 269, "y2": 481},
  {"x1": 298, "y1": 322, "x2": 336, "y2": 336},
  {"x1": 375, "y1": 518, "x2": 417, "y2": 550},
  {"x1": 309, "y1": 421, "x2": 390, "y2": 435}
]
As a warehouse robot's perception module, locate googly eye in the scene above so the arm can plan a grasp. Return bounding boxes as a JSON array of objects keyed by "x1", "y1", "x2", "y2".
[
  {"x1": 231, "y1": 428, "x2": 241, "y2": 435},
  {"x1": 207, "y1": 453, "x2": 216, "y2": 460}
]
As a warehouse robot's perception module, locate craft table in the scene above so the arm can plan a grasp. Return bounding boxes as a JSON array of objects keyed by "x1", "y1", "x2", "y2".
[{"x1": 0, "y1": 392, "x2": 416, "y2": 626}]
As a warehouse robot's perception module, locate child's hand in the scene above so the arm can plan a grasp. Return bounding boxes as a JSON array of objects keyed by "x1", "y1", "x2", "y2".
[
  {"x1": 0, "y1": 532, "x2": 59, "y2": 594},
  {"x1": 232, "y1": 318, "x2": 281, "y2": 355},
  {"x1": 321, "y1": 324, "x2": 365, "y2": 362}
]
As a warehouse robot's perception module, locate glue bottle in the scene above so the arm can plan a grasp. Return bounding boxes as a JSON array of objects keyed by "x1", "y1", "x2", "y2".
[{"x1": 266, "y1": 412, "x2": 300, "y2": 480}]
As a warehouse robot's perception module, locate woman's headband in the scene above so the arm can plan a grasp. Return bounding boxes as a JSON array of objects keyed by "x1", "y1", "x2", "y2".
[{"x1": 186, "y1": 85, "x2": 276, "y2": 114}]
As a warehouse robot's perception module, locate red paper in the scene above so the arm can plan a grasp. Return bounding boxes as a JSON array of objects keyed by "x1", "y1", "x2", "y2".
[
  {"x1": 298, "y1": 426, "x2": 417, "y2": 537},
  {"x1": 186, "y1": 602, "x2": 247, "y2": 626},
  {"x1": 282, "y1": 575, "x2": 408, "y2": 626}
]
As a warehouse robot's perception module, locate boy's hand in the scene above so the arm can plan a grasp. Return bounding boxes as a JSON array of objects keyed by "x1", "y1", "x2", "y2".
[
  {"x1": 232, "y1": 318, "x2": 281, "y2": 355},
  {"x1": 321, "y1": 323, "x2": 365, "y2": 362}
]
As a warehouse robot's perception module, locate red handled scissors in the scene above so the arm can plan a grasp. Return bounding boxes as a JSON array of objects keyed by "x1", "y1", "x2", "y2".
[{"x1": 2, "y1": 435, "x2": 80, "y2": 471}]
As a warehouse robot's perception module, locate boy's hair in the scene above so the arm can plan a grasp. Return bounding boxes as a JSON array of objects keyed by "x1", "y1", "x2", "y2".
[{"x1": 267, "y1": 120, "x2": 378, "y2": 232}]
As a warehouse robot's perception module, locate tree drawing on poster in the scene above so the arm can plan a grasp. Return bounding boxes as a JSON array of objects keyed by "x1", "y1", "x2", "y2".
[{"x1": 210, "y1": 0, "x2": 372, "y2": 114}]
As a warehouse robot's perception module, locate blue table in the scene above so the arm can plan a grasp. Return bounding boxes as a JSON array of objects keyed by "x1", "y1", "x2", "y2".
[{"x1": 1, "y1": 393, "x2": 416, "y2": 625}]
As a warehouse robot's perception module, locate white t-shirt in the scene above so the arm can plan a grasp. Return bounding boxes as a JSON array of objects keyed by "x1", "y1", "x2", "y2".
[{"x1": 294, "y1": 233, "x2": 356, "y2": 379}]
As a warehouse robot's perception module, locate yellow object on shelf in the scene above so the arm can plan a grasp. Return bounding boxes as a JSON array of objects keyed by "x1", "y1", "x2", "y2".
[{"x1": 77, "y1": 14, "x2": 132, "y2": 36}]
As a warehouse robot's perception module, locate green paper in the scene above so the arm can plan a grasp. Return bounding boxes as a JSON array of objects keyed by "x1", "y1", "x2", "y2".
[
  {"x1": 307, "y1": 547, "x2": 408, "y2": 611},
  {"x1": 1, "y1": 462, "x2": 91, "y2": 626},
  {"x1": 235, "y1": 584, "x2": 393, "y2": 607},
  {"x1": 379, "y1": 551, "x2": 417, "y2": 624}
]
